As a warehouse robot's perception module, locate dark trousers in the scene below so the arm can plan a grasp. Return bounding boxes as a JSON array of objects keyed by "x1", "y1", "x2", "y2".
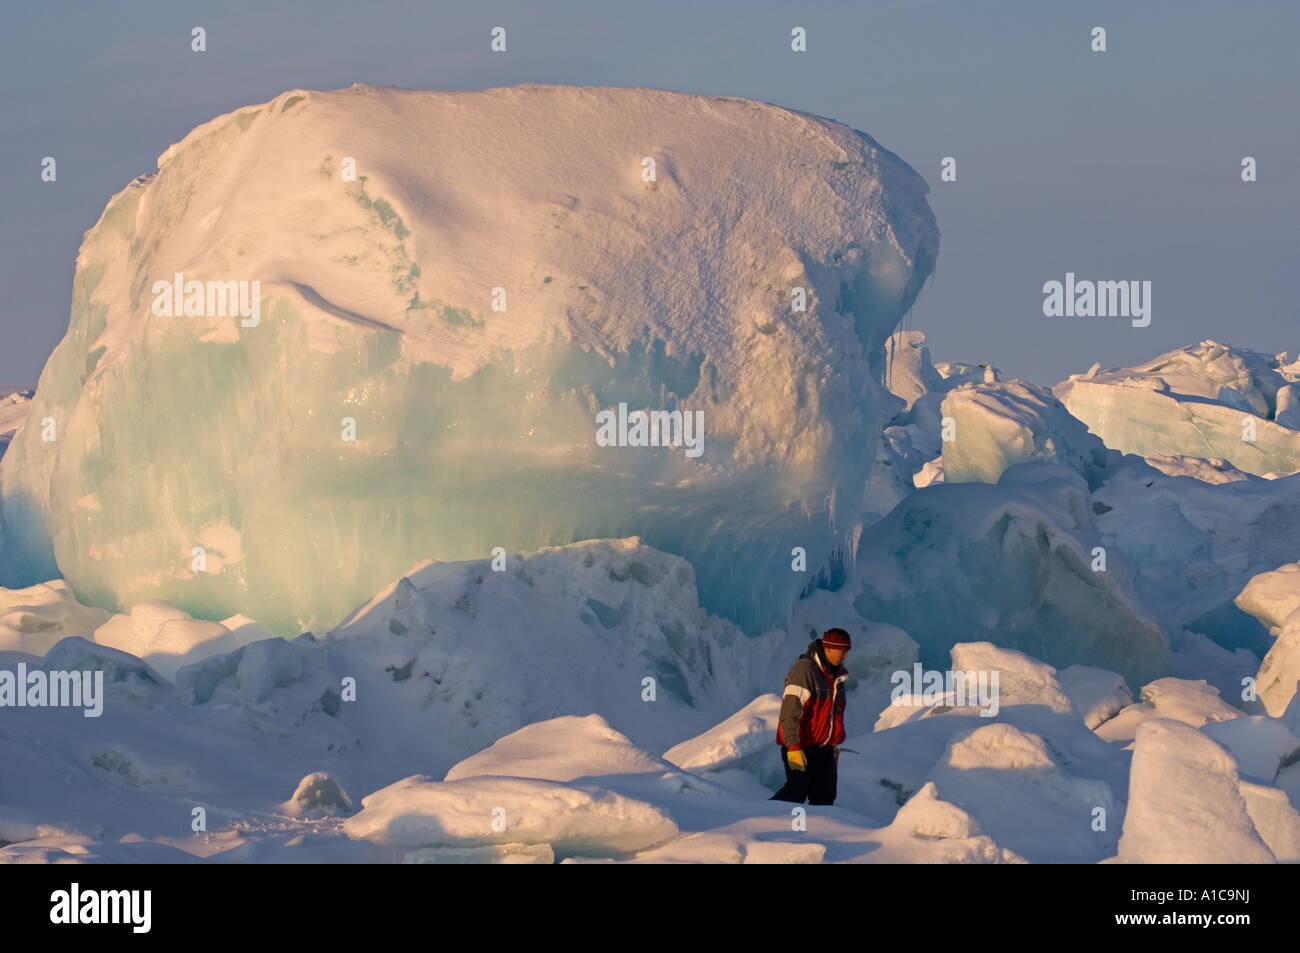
[{"x1": 769, "y1": 746, "x2": 837, "y2": 805}]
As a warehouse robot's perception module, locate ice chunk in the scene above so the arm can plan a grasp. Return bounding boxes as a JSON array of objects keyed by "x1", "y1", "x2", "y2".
[
  {"x1": 815, "y1": 466, "x2": 1170, "y2": 689},
  {"x1": 327, "y1": 538, "x2": 778, "y2": 756},
  {"x1": 0, "y1": 84, "x2": 938, "y2": 638},
  {"x1": 1094, "y1": 678, "x2": 1242, "y2": 747},
  {"x1": 934, "y1": 361, "x2": 1002, "y2": 389},
  {"x1": 342, "y1": 774, "x2": 678, "y2": 856},
  {"x1": 1055, "y1": 340, "x2": 1300, "y2": 478},
  {"x1": 661, "y1": 695, "x2": 781, "y2": 773},
  {"x1": 948, "y1": 642, "x2": 1076, "y2": 714},
  {"x1": 1228, "y1": 561, "x2": 1300, "y2": 717},
  {"x1": 1201, "y1": 716, "x2": 1300, "y2": 782},
  {"x1": 1118, "y1": 718, "x2": 1274, "y2": 863},
  {"x1": 1238, "y1": 781, "x2": 1300, "y2": 862},
  {"x1": 1089, "y1": 456, "x2": 1300, "y2": 661},
  {"x1": 282, "y1": 772, "x2": 353, "y2": 818},
  {"x1": 891, "y1": 781, "x2": 982, "y2": 839},
  {"x1": 39, "y1": 636, "x2": 166, "y2": 685},
  {"x1": 1056, "y1": 664, "x2": 1133, "y2": 730},
  {"x1": 883, "y1": 331, "x2": 945, "y2": 412},
  {"x1": 849, "y1": 781, "x2": 1026, "y2": 863},
  {"x1": 940, "y1": 379, "x2": 1115, "y2": 486},
  {"x1": 0, "y1": 580, "x2": 110, "y2": 656},
  {"x1": 1236, "y1": 561, "x2": 1300, "y2": 634},
  {"x1": 913, "y1": 456, "x2": 944, "y2": 488},
  {"x1": 235, "y1": 637, "x2": 308, "y2": 704},
  {"x1": 921, "y1": 722, "x2": 1118, "y2": 863},
  {"x1": 173, "y1": 633, "x2": 320, "y2": 706},
  {"x1": 1254, "y1": 615, "x2": 1300, "y2": 716},
  {"x1": 445, "y1": 714, "x2": 675, "y2": 783},
  {"x1": 0, "y1": 388, "x2": 32, "y2": 461},
  {"x1": 850, "y1": 658, "x2": 1127, "y2": 831}
]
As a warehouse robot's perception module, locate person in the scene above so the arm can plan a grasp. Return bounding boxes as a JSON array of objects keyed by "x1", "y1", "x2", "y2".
[{"x1": 769, "y1": 627, "x2": 851, "y2": 805}]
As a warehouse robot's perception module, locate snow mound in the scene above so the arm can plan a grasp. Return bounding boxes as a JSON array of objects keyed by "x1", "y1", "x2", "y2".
[
  {"x1": 948, "y1": 642, "x2": 1077, "y2": 714},
  {"x1": 0, "y1": 583, "x2": 274, "y2": 682},
  {"x1": 40, "y1": 637, "x2": 167, "y2": 686},
  {"x1": 1096, "y1": 677, "x2": 1243, "y2": 745},
  {"x1": 891, "y1": 780, "x2": 981, "y2": 838},
  {"x1": 282, "y1": 772, "x2": 353, "y2": 818},
  {"x1": 174, "y1": 634, "x2": 320, "y2": 706},
  {"x1": 0, "y1": 580, "x2": 111, "y2": 656},
  {"x1": 859, "y1": 781, "x2": 1026, "y2": 864},
  {"x1": 342, "y1": 774, "x2": 678, "y2": 857},
  {"x1": 93, "y1": 603, "x2": 242, "y2": 682},
  {"x1": 922, "y1": 722, "x2": 1118, "y2": 863},
  {"x1": 445, "y1": 714, "x2": 675, "y2": 783},
  {"x1": 661, "y1": 695, "x2": 781, "y2": 773},
  {"x1": 1056, "y1": 341, "x2": 1300, "y2": 478},
  {"x1": 1118, "y1": 718, "x2": 1274, "y2": 863},
  {"x1": 847, "y1": 651, "x2": 1129, "y2": 832},
  {"x1": 1201, "y1": 716, "x2": 1300, "y2": 782},
  {"x1": 1237, "y1": 561, "x2": 1300, "y2": 633},
  {"x1": 323, "y1": 538, "x2": 778, "y2": 756},
  {"x1": 0, "y1": 83, "x2": 938, "y2": 638},
  {"x1": 1138, "y1": 677, "x2": 1244, "y2": 727},
  {"x1": 1056, "y1": 664, "x2": 1133, "y2": 730}
]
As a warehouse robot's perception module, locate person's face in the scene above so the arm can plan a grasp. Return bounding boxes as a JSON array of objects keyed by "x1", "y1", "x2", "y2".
[{"x1": 825, "y1": 646, "x2": 848, "y2": 666}]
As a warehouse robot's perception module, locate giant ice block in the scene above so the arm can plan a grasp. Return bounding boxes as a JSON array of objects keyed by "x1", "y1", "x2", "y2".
[{"x1": 0, "y1": 84, "x2": 938, "y2": 635}]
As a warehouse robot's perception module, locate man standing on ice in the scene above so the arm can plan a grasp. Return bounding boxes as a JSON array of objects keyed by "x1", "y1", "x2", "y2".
[{"x1": 770, "y1": 628, "x2": 851, "y2": 806}]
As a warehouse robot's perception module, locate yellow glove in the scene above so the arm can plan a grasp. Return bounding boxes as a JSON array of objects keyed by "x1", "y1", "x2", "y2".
[{"x1": 787, "y1": 749, "x2": 807, "y2": 771}]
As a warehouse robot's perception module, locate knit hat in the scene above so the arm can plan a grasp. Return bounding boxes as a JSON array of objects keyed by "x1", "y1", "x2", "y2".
[{"x1": 821, "y1": 627, "x2": 852, "y2": 651}]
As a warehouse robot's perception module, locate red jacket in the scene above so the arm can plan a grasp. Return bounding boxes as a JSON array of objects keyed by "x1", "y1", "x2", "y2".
[{"x1": 776, "y1": 640, "x2": 848, "y2": 750}]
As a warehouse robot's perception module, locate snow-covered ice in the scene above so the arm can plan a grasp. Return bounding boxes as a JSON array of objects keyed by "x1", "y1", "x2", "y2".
[
  {"x1": 0, "y1": 84, "x2": 938, "y2": 639},
  {"x1": 1055, "y1": 341, "x2": 1300, "y2": 479},
  {"x1": 940, "y1": 379, "x2": 1116, "y2": 486},
  {"x1": 1117, "y1": 718, "x2": 1274, "y2": 863}
]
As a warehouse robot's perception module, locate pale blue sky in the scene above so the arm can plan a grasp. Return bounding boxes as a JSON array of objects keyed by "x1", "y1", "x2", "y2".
[{"x1": 3, "y1": 0, "x2": 1297, "y2": 383}]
